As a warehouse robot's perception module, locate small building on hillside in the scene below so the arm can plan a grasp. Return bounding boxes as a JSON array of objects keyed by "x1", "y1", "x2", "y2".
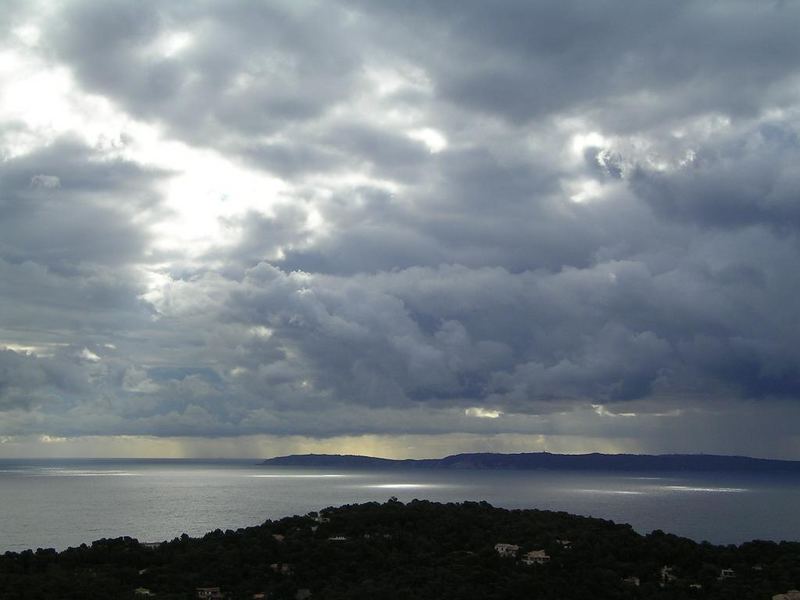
[
  {"x1": 197, "y1": 588, "x2": 224, "y2": 600},
  {"x1": 270, "y1": 563, "x2": 293, "y2": 575},
  {"x1": 719, "y1": 568, "x2": 736, "y2": 580},
  {"x1": 622, "y1": 576, "x2": 640, "y2": 587},
  {"x1": 134, "y1": 588, "x2": 155, "y2": 597},
  {"x1": 660, "y1": 565, "x2": 677, "y2": 586},
  {"x1": 140, "y1": 542, "x2": 162, "y2": 550},
  {"x1": 494, "y1": 543, "x2": 520, "y2": 557},
  {"x1": 556, "y1": 539, "x2": 572, "y2": 549},
  {"x1": 521, "y1": 550, "x2": 550, "y2": 565}
]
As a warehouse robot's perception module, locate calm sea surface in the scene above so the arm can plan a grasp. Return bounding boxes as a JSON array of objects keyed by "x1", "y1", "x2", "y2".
[{"x1": 1, "y1": 459, "x2": 799, "y2": 552}]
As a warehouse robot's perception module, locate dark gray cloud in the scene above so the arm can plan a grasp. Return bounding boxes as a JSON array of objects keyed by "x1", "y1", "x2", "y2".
[
  {"x1": 46, "y1": 0, "x2": 361, "y2": 143},
  {"x1": 378, "y1": 0, "x2": 800, "y2": 128},
  {"x1": 632, "y1": 121, "x2": 800, "y2": 231},
  {"x1": 2, "y1": 0, "x2": 800, "y2": 456},
  {"x1": 0, "y1": 137, "x2": 168, "y2": 271},
  {"x1": 45, "y1": 1, "x2": 800, "y2": 147}
]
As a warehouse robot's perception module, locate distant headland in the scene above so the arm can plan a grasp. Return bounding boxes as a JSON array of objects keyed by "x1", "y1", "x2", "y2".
[{"x1": 262, "y1": 451, "x2": 800, "y2": 473}]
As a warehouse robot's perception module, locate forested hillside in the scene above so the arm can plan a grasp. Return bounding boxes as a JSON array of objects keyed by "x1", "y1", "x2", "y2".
[{"x1": 1, "y1": 499, "x2": 799, "y2": 599}]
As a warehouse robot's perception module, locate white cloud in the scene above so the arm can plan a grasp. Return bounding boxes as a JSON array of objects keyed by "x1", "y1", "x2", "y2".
[
  {"x1": 407, "y1": 128, "x2": 448, "y2": 153},
  {"x1": 78, "y1": 348, "x2": 101, "y2": 363},
  {"x1": 29, "y1": 174, "x2": 60, "y2": 188},
  {"x1": 465, "y1": 407, "x2": 503, "y2": 419}
]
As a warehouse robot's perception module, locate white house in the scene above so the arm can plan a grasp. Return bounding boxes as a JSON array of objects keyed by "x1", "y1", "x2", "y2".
[
  {"x1": 521, "y1": 550, "x2": 550, "y2": 565},
  {"x1": 660, "y1": 565, "x2": 677, "y2": 586},
  {"x1": 197, "y1": 588, "x2": 224, "y2": 600},
  {"x1": 719, "y1": 568, "x2": 736, "y2": 580},
  {"x1": 140, "y1": 542, "x2": 162, "y2": 550},
  {"x1": 494, "y1": 543, "x2": 519, "y2": 557}
]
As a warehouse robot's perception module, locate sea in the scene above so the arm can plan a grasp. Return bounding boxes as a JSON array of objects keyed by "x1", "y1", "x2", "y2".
[{"x1": 2, "y1": 459, "x2": 800, "y2": 552}]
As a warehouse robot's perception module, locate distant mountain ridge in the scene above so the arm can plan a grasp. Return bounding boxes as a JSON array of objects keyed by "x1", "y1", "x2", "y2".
[{"x1": 262, "y1": 452, "x2": 800, "y2": 472}]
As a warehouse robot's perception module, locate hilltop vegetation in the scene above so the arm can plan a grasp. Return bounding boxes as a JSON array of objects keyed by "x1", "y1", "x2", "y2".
[{"x1": 1, "y1": 499, "x2": 799, "y2": 599}]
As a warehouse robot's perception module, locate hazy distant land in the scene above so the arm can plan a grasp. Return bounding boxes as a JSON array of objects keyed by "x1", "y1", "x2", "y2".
[{"x1": 262, "y1": 451, "x2": 800, "y2": 473}]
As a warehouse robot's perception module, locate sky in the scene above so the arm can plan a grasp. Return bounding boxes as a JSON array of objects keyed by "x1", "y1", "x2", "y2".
[{"x1": 2, "y1": 1, "x2": 800, "y2": 459}]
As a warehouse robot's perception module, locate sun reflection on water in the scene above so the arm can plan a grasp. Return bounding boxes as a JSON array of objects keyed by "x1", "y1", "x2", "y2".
[
  {"x1": 662, "y1": 485, "x2": 747, "y2": 493},
  {"x1": 249, "y1": 474, "x2": 348, "y2": 479},
  {"x1": 366, "y1": 483, "x2": 442, "y2": 490},
  {"x1": 573, "y1": 489, "x2": 645, "y2": 495}
]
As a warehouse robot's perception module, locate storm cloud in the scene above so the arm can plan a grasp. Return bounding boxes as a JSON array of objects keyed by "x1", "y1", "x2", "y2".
[{"x1": 2, "y1": 0, "x2": 800, "y2": 458}]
